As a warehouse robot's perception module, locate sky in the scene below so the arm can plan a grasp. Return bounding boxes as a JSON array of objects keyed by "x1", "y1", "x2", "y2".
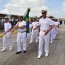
[{"x1": 0, "y1": 0, "x2": 65, "y2": 18}]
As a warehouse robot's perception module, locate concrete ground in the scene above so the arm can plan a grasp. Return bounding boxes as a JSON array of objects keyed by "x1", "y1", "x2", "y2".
[{"x1": 0, "y1": 25, "x2": 65, "y2": 65}]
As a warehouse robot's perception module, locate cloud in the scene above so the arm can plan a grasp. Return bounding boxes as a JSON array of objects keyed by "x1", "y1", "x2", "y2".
[
  {"x1": 0, "y1": 9, "x2": 9, "y2": 14},
  {"x1": 30, "y1": 6, "x2": 48, "y2": 16},
  {"x1": 59, "y1": 2, "x2": 65, "y2": 18},
  {"x1": 62, "y1": 2, "x2": 65, "y2": 11},
  {"x1": 47, "y1": 2, "x2": 65, "y2": 18},
  {"x1": 0, "y1": 0, "x2": 48, "y2": 16},
  {"x1": 48, "y1": 10, "x2": 60, "y2": 16}
]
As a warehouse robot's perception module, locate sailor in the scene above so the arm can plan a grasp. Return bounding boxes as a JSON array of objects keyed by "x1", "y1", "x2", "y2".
[
  {"x1": 54, "y1": 19, "x2": 60, "y2": 38},
  {"x1": 48, "y1": 17, "x2": 55, "y2": 43},
  {"x1": 13, "y1": 17, "x2": 27, "y2": 54},
  {"x1": 30, "y1": 18, "x2": 39, "y2": 43},
  {"x1": 1, "y1": 17, "x2": 13, "y2": 51},
  {"x1": 37, "y1": 10, "x2": 52, "y2": 58}
]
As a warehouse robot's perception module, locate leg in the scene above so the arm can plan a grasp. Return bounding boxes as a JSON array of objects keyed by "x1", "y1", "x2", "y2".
[
  {"x1": 1, "y1": 35, "x2": 7, "y2": 51},
  {"x1": 35, "y1": 30, "x2": 39, "y2": 43},
  {"x1": 22, "y1": 32, "x2": 27, "y2": 52},
  {"x1": 9, "y1": 37, "x2": 13, "y2": 50},
  {"x1": 3, "y1": 35, "x2": 7, "y2": 49},
  {"x1": 29, "y1": 30, "x2": 34, "y2": 43},
  {"x1": 50, "y1": 30, "x2": 53, "y2": 43},
  {"x1": 38, "y1": 35, "x2": 44, "y2": 58},
  {"x1": 44, "y1": 33, "x2": 50, "y2": 56},
  {"x1": 17, "y1": 32, "x2": 22, "y2": 52}
]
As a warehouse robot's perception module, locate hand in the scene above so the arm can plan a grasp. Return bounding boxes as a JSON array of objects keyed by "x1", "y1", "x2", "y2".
[
  {"x1": 3, "y1": 32, "x2": 6, "y2": 36},
  {"x1": 33, "y1": 28, "x2": 36, "y2": 30},
  {"x1": 45, "y1": 31, "x2": 49, "y2": 35},
  {"x1": 11, "y1": 29, "x2": 14, "y2": 32},
  {"x1": 33, "y1": 27, "x2": 37, "y2": 30}
]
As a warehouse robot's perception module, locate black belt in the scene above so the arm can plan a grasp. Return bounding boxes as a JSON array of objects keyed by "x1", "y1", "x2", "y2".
[{"x1": 19, "y1": 31, "x2": 26, "y2": 33}]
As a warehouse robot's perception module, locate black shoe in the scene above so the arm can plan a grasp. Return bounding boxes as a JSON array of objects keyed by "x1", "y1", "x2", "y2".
[
  {"x1": 23, "y1": 50, "x2": 27, "y2": 53},
  {"x1": 15, "y1": 51, "x2": 22, "y2": 54}
]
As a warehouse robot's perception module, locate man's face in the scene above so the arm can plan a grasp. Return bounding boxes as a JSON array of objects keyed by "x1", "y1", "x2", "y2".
[
  {"x1": 5, "y1": 18, "x2": 9, "y2": 23},
  {"x1": 32, "y1": 18, "x2": 36, "y2": 22},
  {"x1": 19, "y1": 18, "x2": 22, "y2": 21},
  {"x1": 42, "y1": 13, "x2": 47, "y2": 18}
]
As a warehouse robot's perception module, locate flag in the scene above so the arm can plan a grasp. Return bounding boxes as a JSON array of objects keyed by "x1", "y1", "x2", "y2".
[{"x1": 23, "y1": 8, "x2": 30, "y2": 33}]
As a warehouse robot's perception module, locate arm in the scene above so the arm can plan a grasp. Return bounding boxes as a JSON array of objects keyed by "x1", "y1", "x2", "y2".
[
  {"x1": 45, "y1": 25, "x2": 52, "y2": 35},
  {"x1": 33, "y1": 22, "x2": 40, "y2": 30},
  {"x1": 18, "y1": 25, "x2": 25, "y2": 29},
  {"x1": 31, "y1": 26, "x2": 33, "y2": 29},
  {"x1": 3, "y1": 22, "x2": 18, "y2": 36},
  {"x1": 3, "y1": 23, "x2": 12, "y2": 35},
  {"x1": 33, "y1": 26, "x2": 40, "y2": 30},
  {"x1": 3, "y1": 28, "x2": 12, "y2": 35},
  {"x1": 12, "y1": 22, "x2": 19, "y2": 30}
]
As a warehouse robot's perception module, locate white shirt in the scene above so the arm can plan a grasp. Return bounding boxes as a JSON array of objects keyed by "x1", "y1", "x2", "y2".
[
  {"x1": 51, "y1": 21, "x2": 55, "y2": 25},
  {"x1": 29, "y1": 23, "x2": 32, "y2": 29},
  {"x1": 4, "y1": 22, "x2": 11, "y2": 32},
  {"x1": 39, "y1": 18, "x2": 52, "y2": 31},
  {"x1": 54, "y1": 21, "x2": 60, "y2": 26},
  {"x1": 32, "y1": 21, "x2": 39, "y2": 29},
  {"x1": 18, "y1": 21, "x2": 26, "y2": 32}
]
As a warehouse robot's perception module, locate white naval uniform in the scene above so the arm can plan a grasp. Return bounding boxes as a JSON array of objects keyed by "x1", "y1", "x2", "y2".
[
  {"x1": 29, "y1": 23, "x2": 32, "y2": 38},
  {"x1": 54, "y1": 21, "x2": 60, "y2": 38},
  {"x1": 50, "y1": 21, "x2": 55, "y2": 43},
  {"x1": 17, "y1": 21, "x2": 27, "y2": 52},
  {"x1": 26, "y1": 23, "x2": 32, "y2": 42},
  {"x1": 38, "y1": 18, "x2": 52, "y2": 56},
  {"x1": 30, "y1": 21, "x2": 39, "y2": 43},
  {"x1": 3, "y1": 22, "x2": 12, "y2": 49}
]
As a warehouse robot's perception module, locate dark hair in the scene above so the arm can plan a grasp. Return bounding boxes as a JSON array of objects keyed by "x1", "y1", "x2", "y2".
[{"x1": 41, "y1": 10, "x2": 47, "y2": 14}]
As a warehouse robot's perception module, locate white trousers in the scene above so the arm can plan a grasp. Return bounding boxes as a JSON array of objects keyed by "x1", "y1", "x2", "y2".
[
  {"x1": 3, "y1": 32, "x2": 12, "y2": 49},
  {"x1": 54, "y1": 27, "x2": 58, "y2": 39},
  {"x1": 38, "y1": 32, "x2": 50, "y2": 55},
  {"x1": 55, "y1": 27, "x2": 58, "y2": 35},
  {"x1": 30, "y1": 30, "x2": 39, "y2": 43},
  {"x1": 17, "y1": 32, "x2": 27, "y2": 52},
  {"x1": 52, "y1": 27, "x2": 56, "y2": 39},
  {"x1": 50, "y1": 28, "x2": 55, "y2": 42}
]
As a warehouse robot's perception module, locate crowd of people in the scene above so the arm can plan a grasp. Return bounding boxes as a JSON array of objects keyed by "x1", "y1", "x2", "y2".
[{"x1": 0, "y1": 10, "x2": 60, "y2": 59}]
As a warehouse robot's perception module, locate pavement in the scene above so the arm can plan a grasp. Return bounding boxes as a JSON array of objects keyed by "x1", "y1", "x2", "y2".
[{"x1": 0, "y1": 25, "x2": 65, "y2": 65}]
